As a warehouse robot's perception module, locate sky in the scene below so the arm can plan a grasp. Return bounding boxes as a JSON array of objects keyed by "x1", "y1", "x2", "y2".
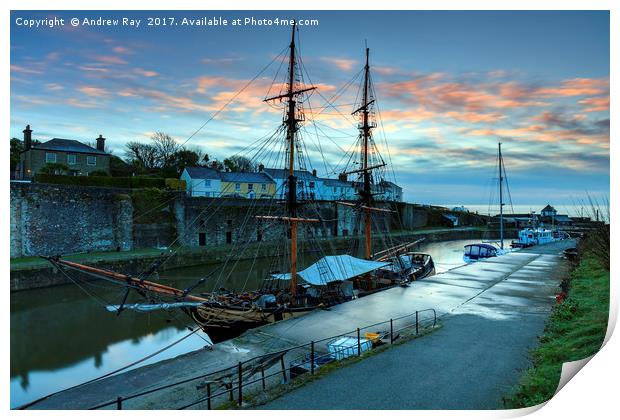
[{"x1": 10, "y1": 10, "x2": 610, "y2": 206}]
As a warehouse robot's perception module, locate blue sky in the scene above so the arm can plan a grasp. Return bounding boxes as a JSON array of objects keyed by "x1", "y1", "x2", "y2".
[{"x1": 10, "y1": 10, "x2": 610, "y2": 205}]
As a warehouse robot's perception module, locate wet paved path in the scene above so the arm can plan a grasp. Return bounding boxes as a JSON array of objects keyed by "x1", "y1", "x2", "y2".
[
  {"x1": 28, "y1": 240, "x2": 574, "y2": 409},
  {"x1": 261, "y1": 241, "x2": 575, "y2": 409}
]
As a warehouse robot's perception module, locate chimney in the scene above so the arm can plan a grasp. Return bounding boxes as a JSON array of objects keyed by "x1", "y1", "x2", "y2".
[
  {"x1": 96, "y1": 134, "x2": 106, "y2": 152},
  {"x1": 338, "y1": 173, "x2": 347, "y2": 182},
  {"x1": 23, "y1": 125, "x2": 32, "y2": 150},
  {"x1": 312, "y1": 169, "x2": 317, "y2": 177},
  {"x1": 258, "y1": 164, "x2": 265, "y2": 172}
]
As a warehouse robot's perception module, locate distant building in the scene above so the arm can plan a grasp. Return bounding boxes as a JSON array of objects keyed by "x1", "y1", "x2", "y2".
[
  {"x1": 442, "y1": 214, "x2": 460, "y2": 227},
  {"x1": 377, "y1": 180, "x2": 403, "y2": 202},
  {"x1": 262, "y1": 167, "x2": 321, "y2": 200},
  {"x1": 19, "y1": 125, "x2": 110, "y2": 179},
  {"x1": 181, "y1": 167, "x2": 222, "y2": 197},
  {"x1": 319, "y1": 176, "x2": 356, "y2": 201},
  {"x1": 540, "y1": 204, "x2": 557, "y2": 217},
  {"x1": 219, "y1": 172, "x2": 276, "y2": 198},
  {"x1": 451, "y1": 206, "x2": 469, "y2": 213}
]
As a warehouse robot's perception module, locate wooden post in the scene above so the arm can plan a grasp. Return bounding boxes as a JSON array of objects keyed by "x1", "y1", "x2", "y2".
[
  {"x1": 227, "y1": 383, "x2": 233, "y2": 402},
  {"x1": 310, "y1": 341, "x2": 315, "y2": 375},
  {"x1": 237, "y1": 362, "x2": 243, "y2": 406},
  {"x1": 207, "y1": 383, "x2": 212, "y2": 410},
  {"x1": 415, "y1": 311, "x2": 419, "y2": 335},
  {"x1": 280, "y1": 354, "x2": 287, "y2": 383},
  {"x1": 357, "y1": 328, "x2": 361, "y2": 356},
  {"x1": 390, "y1": 318, "x2": 394, "y2": 344},
  {"x1": 116, "y1": 396, "x2": 122, "y2": 410}
]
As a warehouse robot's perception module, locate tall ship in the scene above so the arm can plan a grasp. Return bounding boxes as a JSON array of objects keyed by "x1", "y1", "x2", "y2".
[{"x1": 44, "y1": 23, "x2": 434, "y2": 336}]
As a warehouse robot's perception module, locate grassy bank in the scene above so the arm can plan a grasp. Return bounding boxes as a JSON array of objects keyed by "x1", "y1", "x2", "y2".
[{"x1": 505, "y1": 244, "x2": 609, "y2": 408}]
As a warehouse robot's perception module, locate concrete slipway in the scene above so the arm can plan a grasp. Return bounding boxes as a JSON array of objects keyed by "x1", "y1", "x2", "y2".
[{"x1": 27, "y1": 240, "x2": 575, "y2": 409}]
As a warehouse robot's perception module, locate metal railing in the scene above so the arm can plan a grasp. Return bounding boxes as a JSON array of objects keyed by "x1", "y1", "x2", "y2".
[{"x1": 90, "y1": 308, "x2": 437, "y2": 410}]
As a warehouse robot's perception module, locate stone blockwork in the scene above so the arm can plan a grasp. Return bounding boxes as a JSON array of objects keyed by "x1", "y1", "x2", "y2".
[
  {"x1": 10, "y1": 182, "x2": 486, "y2": 258},
  {"x1": 10, "y1": 182, "x2": 134, "y2": 258}
]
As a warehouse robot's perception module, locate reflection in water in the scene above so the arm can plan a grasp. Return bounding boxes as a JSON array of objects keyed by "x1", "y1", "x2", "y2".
[{"x1": 10, "y1": 239, "x2": 480, "y2": 407}]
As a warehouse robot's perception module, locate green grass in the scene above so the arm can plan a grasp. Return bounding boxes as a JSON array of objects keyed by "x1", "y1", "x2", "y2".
[{"x1": 504, "y1": 250, "x2": 609, "y2": 408}]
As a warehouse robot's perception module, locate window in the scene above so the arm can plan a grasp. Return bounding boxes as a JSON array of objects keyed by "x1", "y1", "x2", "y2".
[
  {"x1": 87, "y1": 156, "x2": 96, "y2": 166},
  {"x1": 198, "y1": 232, "x2": 206, "y2": 246},
  {"x1": 204, "y1": 179, "x2": 211, "y2": 187},
  {"x1": 67, "y1": 154, "x2": 77, "y2": 165},
  {"x1": 248, "y1": 183, "x2": 253, "y2": 190},
  {"x1": 226, "y1": 231, "x2": 232, "y2": 244},
  {"x1": 235, "y1": 183, "x2": 240, "y2": 191},
  {"x1": 45, "y1": 153, "x2": 56, "y2": 163},
  {"x1": 261, "y1": 183, "x2": 266, "y2": 191},
  {"x1": 309, "y1": 181, "x2": 315, "y2": 188}
]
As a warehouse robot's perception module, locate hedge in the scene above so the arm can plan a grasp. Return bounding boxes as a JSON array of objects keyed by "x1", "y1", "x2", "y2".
[{"x1": 34, "y1": 174, "x2": 186, "y2": 190}]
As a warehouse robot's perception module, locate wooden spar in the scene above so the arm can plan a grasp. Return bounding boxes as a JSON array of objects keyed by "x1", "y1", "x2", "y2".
[
  {"x1": 264, "y1": 87, "x2": 316, "y2": 102},
  {"x1": 49, "y1": 258, "x2": 208, "y2": 302},
  {"x1": 255, "y1": 215, "x2": 320, "y2": 223},
  {"x1": 373, "y1": 239, "x2": 424, "y2": 261},
  {"x1": 341, "y1": 163, "x2": 385, "y2": 176},
  {"x1": 335, "y1": 201, "x2": 395, "y2": 213}
]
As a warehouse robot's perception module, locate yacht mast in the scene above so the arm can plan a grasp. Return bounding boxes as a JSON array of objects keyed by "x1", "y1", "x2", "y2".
[{"x1": 498, "y1": 142, "x2": 504, "y2": 250}]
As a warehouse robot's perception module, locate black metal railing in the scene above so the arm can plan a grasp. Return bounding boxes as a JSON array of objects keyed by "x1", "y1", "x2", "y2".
[{"x1": 90, "y1": 308, "x2": 437, "y2": 410}]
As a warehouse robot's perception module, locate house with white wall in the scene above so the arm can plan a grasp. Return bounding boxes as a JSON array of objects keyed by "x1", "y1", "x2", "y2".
[{"x1": 180, "y1": 167, "x2": 221, "y2": 197}]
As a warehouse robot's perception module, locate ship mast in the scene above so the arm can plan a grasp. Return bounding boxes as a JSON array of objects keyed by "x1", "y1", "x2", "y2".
[
  {"x1": 262, "y1": 22, "x2": 316, "y2": 296},
  {"x1": 498, "y1": 142, "x2": 504, "y2": 250},
  {"x1": 355, "y1": 48, "x2": 379, "y2": 259}
]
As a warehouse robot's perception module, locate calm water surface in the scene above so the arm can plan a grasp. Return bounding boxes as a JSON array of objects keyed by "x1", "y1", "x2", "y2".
[{"x1": 10, "y1": 239, "x2": 482, "y2": 407}]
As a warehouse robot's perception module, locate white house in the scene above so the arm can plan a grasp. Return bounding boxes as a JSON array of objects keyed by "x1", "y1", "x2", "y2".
[
  {"x1": 181, "y1": 167, "x2": 221, "y2": 197},
  {"x1": 319, "y1": 177, "x2": 356, "y2": 201},
  {"x1": 263, "y1": 168, "x2": 322, "y2": 200}
]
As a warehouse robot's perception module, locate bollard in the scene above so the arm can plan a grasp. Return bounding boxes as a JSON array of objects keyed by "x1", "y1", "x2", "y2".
[
  {"x1": 310, "y1": 341, "x2": 315, "y2": 375},
  {"x1": 238, "y1": 361, "x2": 243, "y2": 406},
  {"x1": 116, "y1": 396, "x2": 122, "y2": 410},
  {"x1": 390, "y1": 318, "x2": 394, "y2": 344},
  {"x1": 357, "y1": 328, "x2": 361, "y2": 356}
]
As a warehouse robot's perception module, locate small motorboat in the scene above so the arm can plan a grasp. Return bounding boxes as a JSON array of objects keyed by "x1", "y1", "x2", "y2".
[{"x1": 463, "y1": 243, "x2": 498, "y2": 263}]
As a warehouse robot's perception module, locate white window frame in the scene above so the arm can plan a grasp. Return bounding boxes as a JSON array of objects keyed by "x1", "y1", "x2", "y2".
[
  {"x1": 87, "y1": 155, "x2": 97, "y2": 166},
  {"x1": 204, "y1": 179, "x2": 211, "y2": 187},
  {"x1": 45, "y1": 153, "x2": 56, "y2": 163},
  {"x1": 261, "y1": 183, "x2": 266, "y2": 191},
  {"x1": 235, "y1": 183, "x2": 241, "y2": 191},
  {"x1": 248, "y1": 183, "x2": 253, "y2": 190},
  {"x1": 67, "y1": 154, "x2": 77, "y2": 165}
]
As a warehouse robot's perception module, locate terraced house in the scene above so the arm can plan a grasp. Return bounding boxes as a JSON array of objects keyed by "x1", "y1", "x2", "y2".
[
  {"x1": 18, "y1": 125, "x2": 110, "y2": 179},
  {"x1": 181, "y1": 166, "x2": 276, "y2": 198}
]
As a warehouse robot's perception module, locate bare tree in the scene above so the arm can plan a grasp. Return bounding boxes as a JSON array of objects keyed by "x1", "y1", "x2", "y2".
[
  {"x1": 125, "y1": 141, "x2": 158, "y2": 169},
  {"x1": 151, "y1": 132, "x2": 179, "y2": 168},
  {"x1": 224, "y1": 155, "x2": 256, "y2": 172}
]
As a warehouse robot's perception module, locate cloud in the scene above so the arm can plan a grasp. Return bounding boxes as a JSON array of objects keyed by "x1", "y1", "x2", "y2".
[
  {"x1": 78, "y1": 86, "x2": 111, "y2": 97},
  {"x1": 133, "y1": 68, "x2": 159, "y2": 77},
  {"x1": 45, "y1": 83, "x2": 64, "y2": 91},
  {"x1": 113, "y1": 46, "x2": 132, "y2": 54},
  {"x1": 320, "y1": 57, "x2": 358, "y2": 71},
  {"x1": 93, "y1": 55, "x2": 128, "y2": 65},
  {"x1": 578, "y1": 96, "x2": 610, "y2": 113},
  {"x1": 533, "y1": 78, "x2": 609, "y2": 97},
  {"x1": 10, "y1": 65, "x2": 43, "y2": 75}
]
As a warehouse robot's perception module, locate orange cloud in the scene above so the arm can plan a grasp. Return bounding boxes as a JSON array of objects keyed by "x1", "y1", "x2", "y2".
[
  {"x1": 534, "y1": 78, "x2": 608, "y2": 97},
  {"x1": 113, "y1": 46, "x2": 132, "y2": 54},
  {"x1": 578, "y1": 96, "x2": 610, "y2": 113},
  {"x1": 134, "y1": 68, "x2": 159, "y2": 77},
  {"x1": 321, "y1": 57, "x2": 358, "y2": 71}
]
